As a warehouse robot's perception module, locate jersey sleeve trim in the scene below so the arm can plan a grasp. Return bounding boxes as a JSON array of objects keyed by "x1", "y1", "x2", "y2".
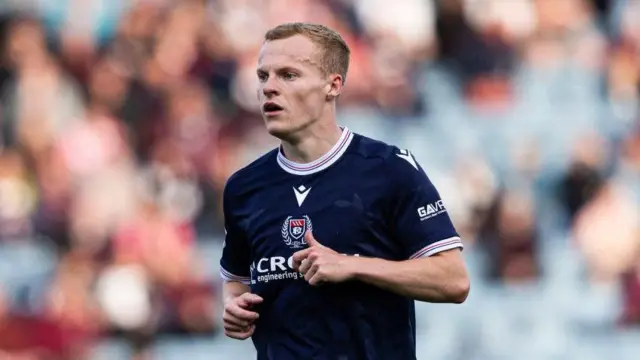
[
  {"x1": 409, "y1": 237, "x2": 463, "y2": 259},
  {"x1": 220, "y1": 267, "x2": 251, "y2": 284}
]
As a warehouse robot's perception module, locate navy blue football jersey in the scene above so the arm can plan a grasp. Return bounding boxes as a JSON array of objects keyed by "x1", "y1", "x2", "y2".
[{"x1": 220, "y1": 128, "x2": 463, "y2": 360}]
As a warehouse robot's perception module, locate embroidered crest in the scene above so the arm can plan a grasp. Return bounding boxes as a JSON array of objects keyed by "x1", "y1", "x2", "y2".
[{"x1": 281, "y1": 215, "x2": 313, "y2": 249}]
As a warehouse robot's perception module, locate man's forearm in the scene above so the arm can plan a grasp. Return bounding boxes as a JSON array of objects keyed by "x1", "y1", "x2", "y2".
[
  {"x1": 223, "y1": 280, "x2": 252, "y2": 302},
  {"x1": 348, "y1": 251, "x2": 469, "y2": 303}
]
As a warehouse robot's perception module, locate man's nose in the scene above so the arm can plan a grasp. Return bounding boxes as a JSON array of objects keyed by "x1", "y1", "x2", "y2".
[{"x1": 262, "y1": 77, "x2": 279, "y2": 97}]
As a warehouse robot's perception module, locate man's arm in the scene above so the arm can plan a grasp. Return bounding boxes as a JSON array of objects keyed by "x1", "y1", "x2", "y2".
[
  {"x1": 219, "y1": 177, "x2": 264, "y2": 339},
  {"x1": 376, "y1": 148, "x2": 468, "y2": 303},
  {"x1": 295, "y1": 148, "x2": 470, "y2": 302},
  {"x1": 348, "y1": 249, "x2": 469, "y2": 303},
  {"x1": 223, "y1": 280, "x2": 252, "y2": 302},
  {"x1": 294, "y1": 233, "x2": 469, "y2": 303},
  {"x1": 222, "y1": 280, "x2": 263, "y2": 340}
]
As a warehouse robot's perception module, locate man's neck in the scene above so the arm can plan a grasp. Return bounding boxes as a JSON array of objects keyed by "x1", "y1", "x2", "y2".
[{"x1": 280, "y1": 123, "x2": 343, "y2": 164}]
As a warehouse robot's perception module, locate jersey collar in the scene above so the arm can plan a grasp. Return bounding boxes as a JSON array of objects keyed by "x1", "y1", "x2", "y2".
[{"x1": 277, "y1": 127, "x2": 354, "y2": 176}]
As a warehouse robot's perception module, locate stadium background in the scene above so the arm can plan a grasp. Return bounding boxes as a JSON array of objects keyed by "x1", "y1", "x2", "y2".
[{"x1": 0, "y1": 0, "x2": 638, "y2": 359}]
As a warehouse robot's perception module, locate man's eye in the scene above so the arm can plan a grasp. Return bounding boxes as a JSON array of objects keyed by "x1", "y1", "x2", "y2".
[
  {"x1": 258, "y1": 73, "x2": 268, "y2": 82},
  {"x1": 284, "y1": 73, "x2": 297, "y2": 80}
]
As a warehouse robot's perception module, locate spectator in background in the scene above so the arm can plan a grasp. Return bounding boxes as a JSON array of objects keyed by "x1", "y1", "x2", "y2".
[
  {"x1": 573, "y1": 184, "x2": 639, "y2": 283},
  {"x1": 558, "y1": 133, "x2": 607, "y2": 224},
  {"x1": 0, "y1": 280, "x2": 91, "y2": 360},
  {"x1": 620, "y1": 256, "x2": 640, "y2": 326},
  {"x1": 0, "y1": 150, "x2": 35, "y2": 241},
  {"x1": 32, "y1": 147, "x2": 73, "y2": 252},
  {"x1": 1, "y1": 17, "x2": 84, "y2": 156},
  {"x1": 478, "y1": 187, "x2": 540, "y2": 284},
  {"x1": 615, "y1": 128, "x2": 640, "y2": 326}
]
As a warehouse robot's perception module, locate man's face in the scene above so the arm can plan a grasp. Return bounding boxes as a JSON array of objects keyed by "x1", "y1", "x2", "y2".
[{"x1": 257, "y1": 35, "x2": 331, "y2": 139}]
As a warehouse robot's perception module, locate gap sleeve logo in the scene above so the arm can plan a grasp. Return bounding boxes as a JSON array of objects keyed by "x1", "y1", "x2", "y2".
[{"x1": 417, "y1": 200, "x2": 447, "y2": 220}]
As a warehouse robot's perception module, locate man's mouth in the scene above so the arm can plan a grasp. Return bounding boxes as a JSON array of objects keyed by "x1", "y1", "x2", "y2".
[{"x1": 262, "y1": 102, "x2": 284, "y2": 115}]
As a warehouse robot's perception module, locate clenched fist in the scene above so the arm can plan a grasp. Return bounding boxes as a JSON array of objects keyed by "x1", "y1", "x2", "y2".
[
  {"x1": 223, "y1": 292, "x2": 263, "y2": 340},
  {"x1": 292, "y1": 231, "x2": 356, "y2": 286}
]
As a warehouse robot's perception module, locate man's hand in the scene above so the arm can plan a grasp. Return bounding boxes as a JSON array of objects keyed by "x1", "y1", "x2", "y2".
[
  {"x1": 223, "y1": 292, "x2": 263, "y2": 340},
  {"x1": 292, "y1": 231, "x2": 355, "y2": 286}
]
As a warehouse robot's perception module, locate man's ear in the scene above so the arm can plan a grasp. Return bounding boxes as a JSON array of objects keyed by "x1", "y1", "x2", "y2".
[{"x1": 326, "y1": 74, "x2": 344, "y2": 100}]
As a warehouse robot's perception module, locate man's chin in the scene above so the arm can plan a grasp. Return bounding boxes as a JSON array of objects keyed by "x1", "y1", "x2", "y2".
[
  {"x1": 266, "y1": 127, "x2": 293, "y2": 140},
  {"x1": 264, "y1": 117, "x2": 314, "y2": 141},
  {"x1": 264, "y1": 119, "x2": 294, "y2": 140}
]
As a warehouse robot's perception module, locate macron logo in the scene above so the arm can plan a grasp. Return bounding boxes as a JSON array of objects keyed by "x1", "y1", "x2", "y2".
[
  {"x1": 417, "y1": 200, "x2": 446, "y2": 221},
  {"x1": 293, "y1": 185, "x2": 312, "y2": 207},
  {"x1": 397, "y1": 149, "x2": 418, "y2": 170}
]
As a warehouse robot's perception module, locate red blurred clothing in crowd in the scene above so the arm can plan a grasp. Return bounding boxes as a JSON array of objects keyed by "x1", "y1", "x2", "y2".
[
  {"x1": 111, "y1": 203, "x2": 195, "y2": 285},
  {"x1": 0, "y1": 314, "x2": 95, "y2": 360},
  {"x1": 620, "y1": 264, "x2": 640, "y2": 326}
]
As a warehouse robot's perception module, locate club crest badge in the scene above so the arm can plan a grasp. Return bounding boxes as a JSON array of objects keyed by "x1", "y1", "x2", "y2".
[{"x1": 282, "y1": 215, "x2": 313, "y2": 249}]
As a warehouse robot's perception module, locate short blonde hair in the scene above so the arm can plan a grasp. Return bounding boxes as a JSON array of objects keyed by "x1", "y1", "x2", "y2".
[{"x1": 264, "y1": 22, "x2": 351, "y2": 84}]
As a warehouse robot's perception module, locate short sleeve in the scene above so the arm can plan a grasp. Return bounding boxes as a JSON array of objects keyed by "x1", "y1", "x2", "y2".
[
  {"x1": 219, "y1": 182, "x2": 251, "y2": 284},
  {"x1": 387, "y1": 149, "x2": 463, "y2": 259}
]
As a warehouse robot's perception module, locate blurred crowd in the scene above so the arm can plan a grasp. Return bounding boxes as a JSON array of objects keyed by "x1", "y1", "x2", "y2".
[{"x1": 0, "y1": 0, "x2": 637, "y2": 359}]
